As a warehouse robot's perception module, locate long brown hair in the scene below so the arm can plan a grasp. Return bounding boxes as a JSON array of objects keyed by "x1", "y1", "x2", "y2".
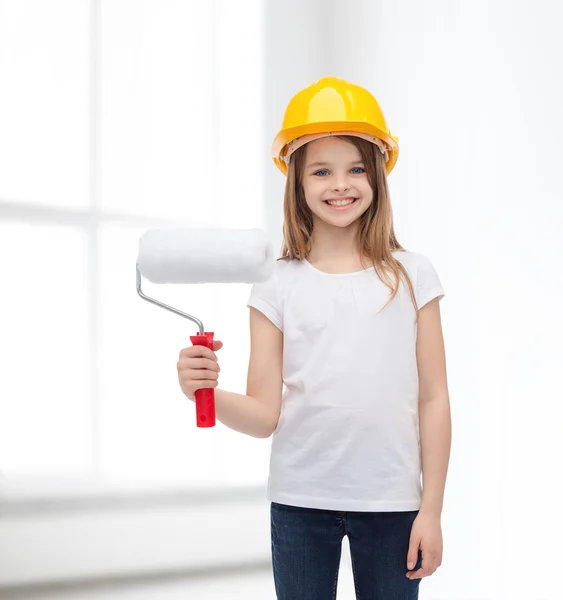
[{"x1": 279, "y1": 135, "x2": 418, "y2": 318}]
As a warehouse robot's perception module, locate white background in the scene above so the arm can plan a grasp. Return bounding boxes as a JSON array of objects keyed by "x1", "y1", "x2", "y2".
[{"x1": 1, "y1": 1, "x2": 562, "y2": 599}]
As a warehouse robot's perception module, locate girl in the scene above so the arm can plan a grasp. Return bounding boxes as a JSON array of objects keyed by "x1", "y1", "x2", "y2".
[{"x1": 177, "y1": 76, "x2": 452, "y2": 600}]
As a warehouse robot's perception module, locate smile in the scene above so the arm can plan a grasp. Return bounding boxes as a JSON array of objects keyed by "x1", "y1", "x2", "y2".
[{"x1": 323, "y1": 197, "x2": 358, "y2": 210}]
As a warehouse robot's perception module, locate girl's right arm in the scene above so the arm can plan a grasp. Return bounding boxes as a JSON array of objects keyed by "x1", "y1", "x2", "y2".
[{"x1": 177, "y1": 306, "x2": 283, "y2": 438}]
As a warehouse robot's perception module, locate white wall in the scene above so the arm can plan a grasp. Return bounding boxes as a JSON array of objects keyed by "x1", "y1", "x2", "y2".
[
  {"x1": 2, "y1": 1, "x2": 562, "y2": 598},
  {"x1": 0, "y1": 0, "x2": 329, "y2": 591},
  {"x1": 0, "y1": 492, "x2": 270, "y2": 589},
  {"x1": 327, "y1": 2, "x2": 563, "y2": 600},
  {"x1": 262, "y1": 0, "x2": 328, "y2": 250}
]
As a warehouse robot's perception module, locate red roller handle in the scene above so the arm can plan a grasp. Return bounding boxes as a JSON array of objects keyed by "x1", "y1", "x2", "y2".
[{"x1": 189, "y1": 331, "x2": 216, "y2": 428}]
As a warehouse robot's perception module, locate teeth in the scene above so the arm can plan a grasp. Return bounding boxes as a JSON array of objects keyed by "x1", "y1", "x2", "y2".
[{"x1": 327, "y1": 199, "x2": 355, "y2": 206}]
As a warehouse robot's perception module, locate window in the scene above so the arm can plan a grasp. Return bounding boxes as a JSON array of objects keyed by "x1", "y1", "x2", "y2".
[{"x1": 0, "y1": 0, "x2": 268, "y2": 496}]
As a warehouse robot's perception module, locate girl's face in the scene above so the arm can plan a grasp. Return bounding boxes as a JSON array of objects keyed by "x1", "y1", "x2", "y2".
[{"x1": 301, "y1": 137, "x2": 373, "y2": 229}]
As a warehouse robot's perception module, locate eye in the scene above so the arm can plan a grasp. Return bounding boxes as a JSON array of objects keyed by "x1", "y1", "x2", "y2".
[
  {"x1": 314, "y1": 169, "x2": 330, "y2": 176},
  {"x1": 351, "y1": 167, "x2": 365, "y2": 174}
]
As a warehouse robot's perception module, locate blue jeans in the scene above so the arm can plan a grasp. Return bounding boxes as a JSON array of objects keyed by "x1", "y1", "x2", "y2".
[{"x1": 270, "y1": 502, "x2": 423, "y2": 600}]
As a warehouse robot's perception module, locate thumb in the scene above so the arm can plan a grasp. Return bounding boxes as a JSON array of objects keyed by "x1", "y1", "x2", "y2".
[
  {"x1": 212, "y1": 340, "x2": 223, "y2": 351},
  {"x1": 407, "y1": 537, "x2": 420, "y2": 570}
]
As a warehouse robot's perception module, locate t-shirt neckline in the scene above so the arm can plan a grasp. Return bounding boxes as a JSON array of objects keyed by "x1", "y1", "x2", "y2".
[
  {"x1": 302, "y1": 258, "x2": 375, "y2": 277},
  {"x1": 302, "y1": 251, "x2": 403, "y2": 278}
]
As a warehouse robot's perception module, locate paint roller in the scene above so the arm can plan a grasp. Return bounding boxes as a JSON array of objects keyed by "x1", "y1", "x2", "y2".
[{"x1": 136, "y1": 228, "x2": 275, "y2": 428}]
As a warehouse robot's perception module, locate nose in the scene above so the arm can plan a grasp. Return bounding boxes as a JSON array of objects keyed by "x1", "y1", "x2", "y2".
[{"x1": 332, "y1": 175, "x2": 350, "y2": 193}]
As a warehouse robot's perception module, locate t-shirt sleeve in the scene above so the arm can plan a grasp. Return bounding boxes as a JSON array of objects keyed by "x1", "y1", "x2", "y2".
[
  {"x1": 415, "y1": 254, "x2": 445, "y2": 310},
  {"x1": 246, "y1": 271, "x2": 283, "y2": 332}
]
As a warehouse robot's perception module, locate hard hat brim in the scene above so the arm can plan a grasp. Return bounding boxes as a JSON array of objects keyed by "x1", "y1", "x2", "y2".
[{"x1": 272, "y1": 121, "x2": 399, "y2": 176}]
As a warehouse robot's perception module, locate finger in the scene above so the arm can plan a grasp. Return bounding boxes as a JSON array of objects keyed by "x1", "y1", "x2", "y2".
[
  {"x1": 406, "y1": 541, "x2": 420, "y2": 571},
  {"x1": 212, "y1": 340, "x2": 223, "y2": 351},
  {"x1": 407, "y1": 569, "x2": 424, "y2": 579},
  {"x1": 406, "y1": 567, "x2": 429, "y2": 579},
  {"x1": 177, "y1": 359, "x2": 220, "y2": 374},
  {"x1": 189, "y1": 358, "x2": 220, "y2": 372},
  {"x1": 179, "y1": 346, "x2": 216, "y2": 361},
  {"x1": 186, "y1": 346, "x2": 217, "y2": 362},
  {"x1": 194, "y1": 380, "x2": 218, "y2": 389},
  {"x1": 407, "y1": 553, "x2": 434, "y2": 579},
  {"x1": 420, "y1": 549, "x2": 433, "y2": 574},
  {"x1": 185, "y1": 369, "x2": 219, "y2": 381}
]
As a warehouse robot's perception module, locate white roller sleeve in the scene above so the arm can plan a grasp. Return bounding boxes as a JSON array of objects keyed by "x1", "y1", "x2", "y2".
[{"x1": 137, "y1": 228, "x2": 275, "y2": 284}]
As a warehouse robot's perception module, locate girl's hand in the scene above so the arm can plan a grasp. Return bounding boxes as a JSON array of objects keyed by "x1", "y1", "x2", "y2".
[
  {"x1": 177, "y1": 340, "x2": 223, "y2": 400},
  {"x1": 406, "y1": 511, "x2": 443, "y2": 579}
]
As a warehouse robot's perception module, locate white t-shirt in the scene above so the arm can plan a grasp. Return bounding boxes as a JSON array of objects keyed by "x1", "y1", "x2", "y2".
[{"x1": 246, "y1": 250, "x2": 445, "y2": 512}]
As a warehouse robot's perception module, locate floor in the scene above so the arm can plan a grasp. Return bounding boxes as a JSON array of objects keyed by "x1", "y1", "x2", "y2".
[
  {"x1": 4, "y1": 547, "x2": 359, "y2": 600},
  {"x1": 4, "y1": 567, "x2": 358, "y2": 600}
]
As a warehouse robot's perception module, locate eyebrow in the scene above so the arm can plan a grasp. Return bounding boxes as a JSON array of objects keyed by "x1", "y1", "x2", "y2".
[{"x1": 306, "y1": 160, "x2": 365, "y2": 169}]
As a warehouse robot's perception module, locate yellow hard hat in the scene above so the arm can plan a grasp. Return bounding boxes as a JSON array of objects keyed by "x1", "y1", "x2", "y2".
[{"x1": 272, "y1": 76, "x2": 399, "y2": 176}]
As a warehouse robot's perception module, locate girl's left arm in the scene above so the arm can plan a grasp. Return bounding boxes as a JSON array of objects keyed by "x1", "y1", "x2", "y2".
[
  {"x1": 416, "y1": 297, "x2": 452, "y2": 517},
  {"x1": 406, "y1": 297, "x2": 452, "y2": 580}
]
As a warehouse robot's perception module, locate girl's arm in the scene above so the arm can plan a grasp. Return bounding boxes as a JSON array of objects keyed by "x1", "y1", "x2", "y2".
[
  {"x1": 417, "y1": 298, "x2": 452, "y2": 517},
  {"x1": 214, "y1": 307, "x2": 283, "y2": 438}
]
